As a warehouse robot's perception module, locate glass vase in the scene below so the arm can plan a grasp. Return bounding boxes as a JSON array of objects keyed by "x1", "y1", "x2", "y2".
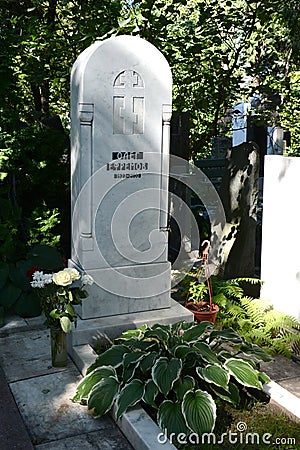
[{"x1": 50, "y1": 327, "x2": 67, "y2": 367}]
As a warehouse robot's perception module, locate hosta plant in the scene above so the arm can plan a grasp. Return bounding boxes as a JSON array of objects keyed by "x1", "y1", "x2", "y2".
[{"x1": 73, "y1": 321, "x2": 271, "y2": 441}]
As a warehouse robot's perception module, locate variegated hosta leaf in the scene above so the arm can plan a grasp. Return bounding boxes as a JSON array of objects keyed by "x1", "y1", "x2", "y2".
[
  {"x1": 88, "y1": 376, "x2": 120, "y2": 417},
  {"x1": 118, "y1": 325, "x2": 147, "y2": 340},
  {"x1": 143, "y1": 379, "x2": 159, "y2": 408},
  {"x1": 174, "y1": 345, "x2": 197, "y2": 360},
  {"x1": 196, "y1": 365, "x2": 230, "y2": 391},
  {"x1": 173, "y1": 375, "x2": 195, "y2": 402},
  {"x1": 115, "y1": 379, "x2": 145, "y2": 420},
  {"x1": 209, "y1": 382, "x2": 240, "y2": 406},
  {"x1": 182, "y1": 389, "x2": 216, "y2": 434},
  {"x1": 193, "y1": 342, "x2": 221, "y2": 365},
  {"x1": 144, "y1": 326, "x2": 170, "y2": 342},
  {"x1": 158, "y1": 400, "x2": 190, "y2": 436},
  {"x1": 73, "y1": 365, "x2": 117, "y2": 402},
  {"x1": 182, "y1": 322, "x2": 214, "y2": 343},
  {"x1": 90, "y1": 345, "x2": 129, "y2": 370},
  {"x1": 139, "y1": 352, "x2": 158, "y2": 375},
  {"x1": 122, "y1": 352, "x2": 146, "y2": 383},
  {"x1": 152, "y1": 357, "x2": 182, "y2": 395},
  {"x1": 209, "y1": 328, "x2": 243, "y2": 344},
  {"x1": 224, "y1": 358, "x2": 262, "y2": 389}
]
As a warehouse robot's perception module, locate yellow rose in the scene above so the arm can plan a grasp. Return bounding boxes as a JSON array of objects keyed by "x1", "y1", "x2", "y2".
[
  {"x1": 53, "y1": 270, "x2": 72, "y2": 286},
  {"x1": 63, "y1": 267, "x2": 80, "y2": 281}
]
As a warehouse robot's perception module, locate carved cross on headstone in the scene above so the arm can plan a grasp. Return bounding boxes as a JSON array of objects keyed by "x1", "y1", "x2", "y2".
[{"x1": 113, "y1": 70, "x2": 144, "y2": 135}]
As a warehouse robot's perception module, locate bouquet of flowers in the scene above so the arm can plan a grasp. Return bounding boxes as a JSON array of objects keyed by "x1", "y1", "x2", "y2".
[{"x1": 29, "y1": 267, "x2": 93, "y2": 333}]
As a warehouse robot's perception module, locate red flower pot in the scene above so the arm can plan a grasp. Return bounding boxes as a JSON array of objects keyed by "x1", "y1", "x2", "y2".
[{"x1": 185, "y1": 301, "x2": 219, "y2": 324}]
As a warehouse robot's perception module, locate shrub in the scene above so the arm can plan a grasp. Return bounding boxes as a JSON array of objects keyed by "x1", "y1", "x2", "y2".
[{"x1": 73, "y1": 321, "x2": 271, "y2": 440}]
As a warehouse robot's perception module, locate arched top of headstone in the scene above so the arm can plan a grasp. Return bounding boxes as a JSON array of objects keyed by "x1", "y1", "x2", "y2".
[{"x1": 71, "y1": 35, "x2": 172, "y2": 94}]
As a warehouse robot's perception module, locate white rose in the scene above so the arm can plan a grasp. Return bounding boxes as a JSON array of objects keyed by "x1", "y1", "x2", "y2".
[
  {"x1": 63, "y1": 268, "x2": 80, "y2": 281},
  {"x1": 53, "y1": 270, "x2": 72, "y2": 286}
]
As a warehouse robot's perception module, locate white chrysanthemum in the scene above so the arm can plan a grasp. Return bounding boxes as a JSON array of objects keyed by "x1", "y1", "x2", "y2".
[
  {"x1": 31, "y1": 271, "x2": 53, "y2": 288},
  {"x1": 32, "y1": 271, "x2": 44, "y2": 281},
  {"x1": 81, "y1": 274, "x2": 94, "y2": 286},
  {"x1": 43, "y1": 274, "x2": 53, "y2": 285}
]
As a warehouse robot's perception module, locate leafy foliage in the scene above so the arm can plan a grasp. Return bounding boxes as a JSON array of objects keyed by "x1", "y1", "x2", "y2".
[
  {"x1": 0, "y1": 244, "x2": 64, "y2": 322},
  {"x1": 180, "y1": 274, "x2": 300, "y2": 357},
  {"x1": 73, "y1": 321, "x2": 271, "y2": 440}
]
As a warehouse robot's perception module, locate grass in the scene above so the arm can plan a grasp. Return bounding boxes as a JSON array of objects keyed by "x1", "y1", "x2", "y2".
[{"x1": 180, "y1": 402, "x2": 299, "y2": 449}]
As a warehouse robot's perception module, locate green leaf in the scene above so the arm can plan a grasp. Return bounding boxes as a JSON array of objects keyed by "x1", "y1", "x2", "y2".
[
  {"x1": 224, "y1": 358, "x2": 262, "y2": 389},
  {"x1": 9, "y1": 265, "x2": 31, "y2": 292},
  {"x1": 13, "y1": 291, "x2": 42, "y2": 317},
  {"x1": 139, "y1": 352, "x2": 158, "y2": 375},
  {"x1": 88, "y1": 376, "x2": 120, "y2": 417},
  {"x1": 193, "y1": 342, "x2": 221, "y2": 365},
  {"x1": 259, "y1": 371, "x2": 271, "y2": 384},
  {"x1": 152, "y1": 357, "x2": 182, "y2": 395},
  {"x1": 122, "y1": 352, "x2": 146, "y2": 383},
  {"x1": 60, "y1": 316, "x2": 71, "y2": 333},
  {"x1": 66, "y1": 303, "x2": 76, "y2": 317},
  {"x1": 0, "y1": 282, "x2": 21, "y2": 310},
  {"x1": 27, "y1": 244, "x2": 63, "y2": 271},
  {"x1": 0, "y1": 262, "x2": 9, "y2": 290},
  {"x1": 0, "y1": 306, "x2": 5, "y2": 328},
  {"x1": 118, "y1": 325, "x2": 147, "y2": 340},
  {"x1": 173, "y1": 375, "x2": 195, "y2": 402},
  {"x1": 209, "y1": 382, "x2": 240, "y2": 406},
  {"x1": 144, "y1": 326, "x2": 170, "y2": 342},
  {"x1": 73, "y1": 366, "x2": 117, "y2": 402},
  {"x1": 93, "y1": 345, "x2": 129, "y2": 369},
  {"x1": 209, "y1": 328, "x2": 243, "y2": 344},
  {"x1": 182, "y1": 322, "x2": 214, "y2": 343},
  {"x1": 182, "y1": 389, "x2": 216, "y2": 434},
  {"x1": 158, "y1": 400, "x2": 189, "y2": 436},
  {"x1": 240, "y1": 343, "x2": 273, "y2": 362},
  {"x1": 50, "y1": 309, "x2": 60, "y2": 319},
  {"x1": 115, "y1": 379, "x2": 144, "y2": 420},
  {"x1": 174, "y1": 345, "x2": 197, "y2": 360},
  {"x1": 196, "y1": 365, "x2": 230, "y2": 390},
  {"x1": 143, "y1": 379, "x2": 159, "y2": 408}
]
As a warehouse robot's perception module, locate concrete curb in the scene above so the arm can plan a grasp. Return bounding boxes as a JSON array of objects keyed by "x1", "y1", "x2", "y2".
[{"x1": 263, "y1": 381, "x2": 300, "y2": 420}]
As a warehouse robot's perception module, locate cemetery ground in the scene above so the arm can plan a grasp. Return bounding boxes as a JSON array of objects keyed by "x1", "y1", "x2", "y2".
[{"x1": 0, "y1": 311, "x2": 299, "y2": 450}]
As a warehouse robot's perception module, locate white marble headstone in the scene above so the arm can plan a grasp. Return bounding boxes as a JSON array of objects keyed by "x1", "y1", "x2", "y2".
[{"x1": 69, "y1": 36, "x2": 172, "y2": 319}]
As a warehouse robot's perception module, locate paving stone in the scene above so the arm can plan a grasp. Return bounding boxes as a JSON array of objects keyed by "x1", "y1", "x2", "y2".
[
  {"x1": 0, "y1": 329, "x2": 67, "y2": 382},
  {"x1": 0, "y1": 366, "x2": 34, "y2": 450},
  {"x1": 261, "y1": 355, "x2": 300, "y2": 381},
  {"x1": 34, "y1": 429, "x2": 133, "y2": 449},
  {"x1": 0, "y1": 315, "x2": 28, "y2": 336},
  {"x1": 278, "y1": 378, "x2": 300, "y2": 398},
  {"x1": 9, "y1": 369, "x2": 113, "y2": 443}
]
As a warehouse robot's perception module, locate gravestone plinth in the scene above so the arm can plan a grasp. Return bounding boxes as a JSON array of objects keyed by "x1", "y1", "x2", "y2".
[{"x1": 69, "y1": 36, "x2": 181, "y2": 320}]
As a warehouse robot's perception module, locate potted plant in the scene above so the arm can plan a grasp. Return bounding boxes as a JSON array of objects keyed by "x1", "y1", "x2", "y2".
[
  {"x1": 28, "y1": 266, "x2": 93, "y2": 366},
  {"x1": 184, "y1": 240, "x2": 219, "y2": 323}
]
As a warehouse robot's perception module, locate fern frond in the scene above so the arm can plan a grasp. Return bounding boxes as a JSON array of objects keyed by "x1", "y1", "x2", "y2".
[
  {"x1": 240, "y1": 298, "x2": 271, "y2": 326},
  {"x1": 234, "y1": 277, "x2": 263, "y2": 286}
]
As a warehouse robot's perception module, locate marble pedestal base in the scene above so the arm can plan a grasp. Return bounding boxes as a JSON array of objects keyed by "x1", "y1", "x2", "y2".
[{"x1": 69, "y1": 259, "x2": 172, "y2": 319}]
